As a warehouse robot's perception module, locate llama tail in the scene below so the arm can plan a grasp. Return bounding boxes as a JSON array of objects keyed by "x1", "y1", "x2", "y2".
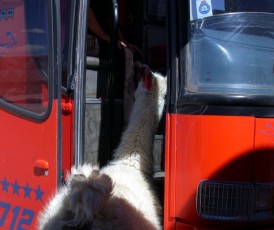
[{"x1": 65, "y1": 165, "x2": 113, "y2": 227}]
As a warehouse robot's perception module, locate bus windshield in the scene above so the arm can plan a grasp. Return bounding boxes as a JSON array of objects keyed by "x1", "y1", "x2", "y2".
[{"x1": 186, "y1": 0, "x2": 274, "y2": 96}]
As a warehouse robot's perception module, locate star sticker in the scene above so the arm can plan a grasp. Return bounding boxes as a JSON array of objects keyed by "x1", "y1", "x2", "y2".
[
  {"x1": 11, "y1": 180, "x2": 21, "y2": 196},
  {"x1": 1, "y1": 177, "x2": 10, "y2": 193},
  {"x1": 34, "y1": 185, "x2": 45, "y2": 202},
  {"x1": 22, "y1": 182, "x2": 32, "y2": 199}
]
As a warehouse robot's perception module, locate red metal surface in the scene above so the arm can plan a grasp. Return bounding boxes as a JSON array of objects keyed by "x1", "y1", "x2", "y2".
[
  {"x1": 164, "y1": 113, "x2": 177, "y2": 230},
  {"x1": 175, "y1": 221, "x2": 274, "y2": 230},
  {"x1": 165, "y1": 113, "x2": 274, "y2": 229},
  {"x1": 0, "y1": 101, "x2": 59, "y2": 229},
  {"x1": 254, "y1": 118, "x2": 274, "y2": 182}
]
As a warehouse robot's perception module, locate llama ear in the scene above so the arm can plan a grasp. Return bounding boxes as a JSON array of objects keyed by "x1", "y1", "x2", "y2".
[{"x1": 139, "y1": 65, "x2": 152, "y2": 90}]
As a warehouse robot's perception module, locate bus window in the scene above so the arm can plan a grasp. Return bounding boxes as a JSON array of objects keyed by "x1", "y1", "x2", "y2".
[
  {"x1": 60, "y1": 0, "x2": 72, "y2": 88},
  {"x1": 143, "y1": 0, "x2": 167, "y2": 73},
  {"x1": 185, "y1": 0, "x2": 274, "y2": 96},
  {"x1": 227, "y1": 0, "x2": 274, "y2": 14},
  {"x1": 146, "y1": 0, "x2": 166, "y2": 22},
  {"x1": 0, "y1": 0, "x2": 50, "y2": 117}
]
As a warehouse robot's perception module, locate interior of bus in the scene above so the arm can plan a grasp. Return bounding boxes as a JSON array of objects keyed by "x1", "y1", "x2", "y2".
[
  {"x1": 85, "y1": 1, "x2": 166, "y2": 162},
  {"x1": 61, "y1": 0, "x2": 168, "y2": 211},
  {"x1": 85, "y1": 0, "x2": 167, "y2": 206}
]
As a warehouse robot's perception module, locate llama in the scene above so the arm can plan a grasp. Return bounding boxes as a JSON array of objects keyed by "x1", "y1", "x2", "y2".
[{"x1": 38, "y1": 65, "x2": 167, "y2": 230}]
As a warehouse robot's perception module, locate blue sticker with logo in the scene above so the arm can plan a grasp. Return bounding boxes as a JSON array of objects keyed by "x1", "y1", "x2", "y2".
[
  {"x1": 199, "y1": 2, "x2": 211, "y2": 15},
  {"x1": 196, "y1": 0, "x2": 213, "y2": 19}
]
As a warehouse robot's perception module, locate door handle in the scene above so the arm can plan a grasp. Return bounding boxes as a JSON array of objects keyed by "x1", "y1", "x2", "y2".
[{"x1": 34, "y1": 160, "x2": 49, "y2": 176}]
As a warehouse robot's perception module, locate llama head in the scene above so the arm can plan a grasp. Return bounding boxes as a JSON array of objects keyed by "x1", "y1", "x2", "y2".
[{"x1": 135, "y1": 65, "x2": 167, "y2": 120}]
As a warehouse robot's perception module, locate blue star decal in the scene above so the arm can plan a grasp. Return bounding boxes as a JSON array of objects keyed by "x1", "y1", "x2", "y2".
[
  {"x1": 11, "y1": 180, "x2": 21, "y2": 196},
  {"x1": 22, "y1": 182, "x2": 32, "y2": 199},
  {"x1": 34, "y1": 185, "x2": 45, "y2": 202},
  {"x1": 1, "y1": 177, "x2": 10, "y2": 193}
]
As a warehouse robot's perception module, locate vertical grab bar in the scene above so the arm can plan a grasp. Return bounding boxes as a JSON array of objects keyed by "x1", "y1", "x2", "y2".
[{"x1": 102, "y1": 0, "x2": 119, "y2": 166}]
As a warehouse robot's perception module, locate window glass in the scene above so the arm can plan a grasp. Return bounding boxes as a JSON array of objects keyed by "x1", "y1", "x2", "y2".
[
  {"x1": 186, "y1": 1, "x2": 274, "y2": 95},
  {"x1": 60, "y1": 0, "x2": 72, "y2": 87},
  {"x1": 0, "y1": 0, "x2": 49, "y2": 114},
  {"x1": 146, "y1": 0, "x2": 166, "y2": 22}
]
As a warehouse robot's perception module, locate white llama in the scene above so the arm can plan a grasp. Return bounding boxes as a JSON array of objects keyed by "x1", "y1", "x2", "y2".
[{"x1": 38, "y1": 65, "x2": 167, "y2": 230}]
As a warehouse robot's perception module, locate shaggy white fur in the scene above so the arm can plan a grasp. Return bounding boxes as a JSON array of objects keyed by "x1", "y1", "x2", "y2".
[{"x1": 38, "y1": 66, "x2": 167, "y2": 230}]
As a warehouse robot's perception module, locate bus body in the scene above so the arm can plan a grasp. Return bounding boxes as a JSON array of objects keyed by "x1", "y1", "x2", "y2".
[
  {"x1": 0, "y1": 0, "x2": 274, "y2": 229},
  {"x1": 0, "y1": 0, "x2": 73, "y2": 228},
  {"x1": 165, "y1": 1, "x2": 274, "y2": 229}
]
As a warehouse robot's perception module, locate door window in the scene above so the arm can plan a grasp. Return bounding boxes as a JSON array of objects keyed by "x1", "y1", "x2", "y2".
[{"x1": 0, "y1": 0, "x2": 51, "y2": 117}]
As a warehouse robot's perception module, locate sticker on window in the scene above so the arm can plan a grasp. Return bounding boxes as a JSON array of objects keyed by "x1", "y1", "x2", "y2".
[{"x1": 196, "y1": 0, "x2": 213, "y2": 19}]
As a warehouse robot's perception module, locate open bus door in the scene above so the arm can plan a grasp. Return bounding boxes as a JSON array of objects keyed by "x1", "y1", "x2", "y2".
[
  {"x1": 0, "y1": 0, "x2": 90, "y2": 228},
  {"x1": 0, "y1": 1, "x2": 63, "y2": 229},
  {"x1": 165, "y1": 0, "x2": 274, "y2": 229}
]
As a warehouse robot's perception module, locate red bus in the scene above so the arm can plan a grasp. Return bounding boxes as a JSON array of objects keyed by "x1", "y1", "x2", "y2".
[{"x1": 0, "y1": 0, "x2": 274, "y2": 229}]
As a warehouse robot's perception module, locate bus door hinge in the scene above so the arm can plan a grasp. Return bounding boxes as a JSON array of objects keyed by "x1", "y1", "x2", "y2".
[{"x1": 67, "y1": 73, "x2": 77, "y2": 97}]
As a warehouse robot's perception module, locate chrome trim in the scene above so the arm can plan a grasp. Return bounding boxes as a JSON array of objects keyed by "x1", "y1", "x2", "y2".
[{"x1": 73, "y1": 0, "x2": 88, "y2": 167}]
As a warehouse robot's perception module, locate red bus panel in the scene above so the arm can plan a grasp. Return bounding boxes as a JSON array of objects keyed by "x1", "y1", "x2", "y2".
[
  {"x1": 0, "y1": 104, "x2": 59, "y2": 229},
  {"x1": 165, "y1": 113, "x2": 274, "y2": 229},
  {"x1": 0, "y1": 1, "x2": 60, "y2": 229}
]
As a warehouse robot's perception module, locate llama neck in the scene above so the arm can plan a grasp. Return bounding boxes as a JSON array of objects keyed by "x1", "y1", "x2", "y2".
[{"x1": 113, "y1": 93, "x2": 159, "y2": 175}]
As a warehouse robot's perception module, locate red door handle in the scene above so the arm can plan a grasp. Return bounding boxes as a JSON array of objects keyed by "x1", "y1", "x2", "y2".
[
  {"x1": 34, "y1": 160, "x2": 49, "y2": 176},
  {"x1": 34, "y1": 160, "x2": 49, "y2": 169}
]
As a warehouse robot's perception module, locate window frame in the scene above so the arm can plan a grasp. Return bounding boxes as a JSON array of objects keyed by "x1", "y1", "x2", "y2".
[{"x1": 0, "y1": 0, "x2": 59, "y2": 122}]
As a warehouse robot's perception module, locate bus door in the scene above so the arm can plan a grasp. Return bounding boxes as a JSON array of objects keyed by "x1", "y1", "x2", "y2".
[
  {"x1": 165, "y1": 0, "x2": 274, "y2": 229},
  {"x1": 0, "y1": 0, "x2": 61, "y2": 229}
]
